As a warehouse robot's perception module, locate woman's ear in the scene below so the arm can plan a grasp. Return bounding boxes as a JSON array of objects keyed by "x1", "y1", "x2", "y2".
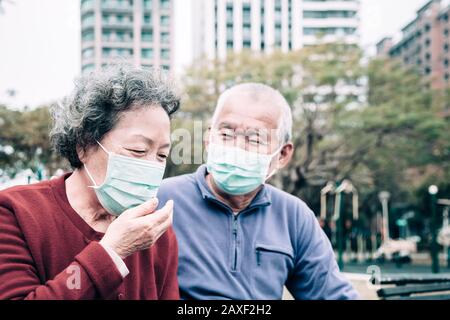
[{"x1": 76, "y1": 146, "x2": 86, "y2": 164}]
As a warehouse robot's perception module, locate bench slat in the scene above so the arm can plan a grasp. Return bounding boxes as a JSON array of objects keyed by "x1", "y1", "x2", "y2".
[
  {"x1": 385, "y1": 293, "x2": 450, "y2": 300},
  {"x1": 377, "y1": 282, "x2": 450, "y2": 297}
]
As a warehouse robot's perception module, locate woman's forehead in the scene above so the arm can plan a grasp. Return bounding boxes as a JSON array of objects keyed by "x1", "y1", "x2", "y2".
[{"x1": 108, "y1": 107, "x2": 171, "y2": 144}]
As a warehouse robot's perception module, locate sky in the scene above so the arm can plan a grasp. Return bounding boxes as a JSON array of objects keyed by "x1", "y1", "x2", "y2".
[{"x1": 0, "y1": 0, "x2": 427, "y2": 108}]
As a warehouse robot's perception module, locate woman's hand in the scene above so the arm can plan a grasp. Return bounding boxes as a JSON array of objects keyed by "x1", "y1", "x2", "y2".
[{"x1": 100, "y1": 198, "x2": 173, "y2": 259}]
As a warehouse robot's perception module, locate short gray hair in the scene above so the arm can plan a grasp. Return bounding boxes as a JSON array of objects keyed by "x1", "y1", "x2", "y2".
[
  {"x1": 50, "y1": 64, "x2": 180, "y2": 168},
  {"x1": 212, "y1": 83, "x2": 293, "y2": 145}
]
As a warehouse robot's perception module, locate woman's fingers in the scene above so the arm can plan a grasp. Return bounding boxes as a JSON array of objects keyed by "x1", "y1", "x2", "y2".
[
  {"x1": 139, "y1": 199, "x2": 173, "y2": 225},
  {"x1": 121, "y1": 197, "x2": 159, "y2": 218}
]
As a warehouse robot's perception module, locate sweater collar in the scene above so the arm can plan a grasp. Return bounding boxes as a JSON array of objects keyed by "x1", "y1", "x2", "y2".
[{"x1": 194, "y1": 164, "x2": 271, "y2": 214}]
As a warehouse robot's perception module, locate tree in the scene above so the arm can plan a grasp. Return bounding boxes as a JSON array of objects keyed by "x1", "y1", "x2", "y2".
[{"x1": 0, "y1": 104, "x2": 66, "y2": 177}]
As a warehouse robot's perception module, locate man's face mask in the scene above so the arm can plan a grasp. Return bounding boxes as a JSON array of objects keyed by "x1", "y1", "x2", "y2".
[
  {"x1": 206, "y1": 137, "x2": 283, "y2": 196},
  {"x1": 84, "y1": 141, "x2": 166, "y2": 216}
]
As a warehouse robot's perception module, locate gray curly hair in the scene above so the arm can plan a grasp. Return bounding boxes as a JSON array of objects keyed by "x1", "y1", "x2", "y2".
[{"x1": 50, "y1": 65, "x2": 180, "y2": 168}]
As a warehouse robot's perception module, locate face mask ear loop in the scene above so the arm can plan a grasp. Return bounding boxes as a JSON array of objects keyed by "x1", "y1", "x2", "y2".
[
  {"x1": 84, "y1": 163, "x2": 98, "y2": 188},
  {"x1": 265, "y1": 145, "x2": 285, "y2": 182},
  {"x1": 96, "y1": 140, "x2": 110, "y2": 155},
  {"x1": 84, "y1": 140, "x2": 110, "y2": 188}
]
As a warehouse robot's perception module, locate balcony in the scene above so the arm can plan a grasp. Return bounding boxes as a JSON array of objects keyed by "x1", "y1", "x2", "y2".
[
  {"x1": 101, "y1": 2, "x2": 133, "y2": 14},
  {"x1": 102, "y1": 20, "x2": 134, "y2": 30},
  {"x1": 302, "y1": 1, "x2": 360, "y2": 12},
  {"x1": 302, "y1": 34, "x2": 360, "y2": 46},
  {"x1": 302, "y1": 17, "x2": 359, "y2": 28}
]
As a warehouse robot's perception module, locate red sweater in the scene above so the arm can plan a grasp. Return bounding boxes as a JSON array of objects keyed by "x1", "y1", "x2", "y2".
[{"x1": 0, "y1": 173, "x2": 179, "y2": 300}]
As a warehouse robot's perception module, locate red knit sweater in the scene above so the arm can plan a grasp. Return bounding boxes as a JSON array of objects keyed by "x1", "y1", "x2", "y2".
[{"x1": 0, "y1": 173, "x2": 179, "y2": 300}]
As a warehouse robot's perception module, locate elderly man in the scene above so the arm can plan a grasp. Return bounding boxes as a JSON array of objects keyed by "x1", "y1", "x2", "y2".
[{"x1": 158, "y1": 83, "x2": 358, "y2": 300}]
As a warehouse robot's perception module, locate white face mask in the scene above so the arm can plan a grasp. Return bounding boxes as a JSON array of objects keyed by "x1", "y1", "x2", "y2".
[{"x1": 84, "y1": 141, "x2": 166, "y2": 215}]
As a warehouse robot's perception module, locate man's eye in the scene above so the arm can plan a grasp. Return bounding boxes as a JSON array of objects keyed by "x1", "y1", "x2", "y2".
[{"x1": 221, "y1": 132, "x2": 234, "y2": 139}]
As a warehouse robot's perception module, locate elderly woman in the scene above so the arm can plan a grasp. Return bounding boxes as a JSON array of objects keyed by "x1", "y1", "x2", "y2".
[{"x1": 0, "y1": 65, "x2": 180, "y2": 299}]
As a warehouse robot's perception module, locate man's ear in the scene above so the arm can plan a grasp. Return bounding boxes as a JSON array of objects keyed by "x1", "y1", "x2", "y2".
[{"x1": 277, "y1": 143, "x2": 294, "y2": 169}]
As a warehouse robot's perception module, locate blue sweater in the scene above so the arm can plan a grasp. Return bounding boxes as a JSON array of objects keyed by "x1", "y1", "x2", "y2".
[{"x1": 158, "y1": 165, "x2": 359, "y2": 300}]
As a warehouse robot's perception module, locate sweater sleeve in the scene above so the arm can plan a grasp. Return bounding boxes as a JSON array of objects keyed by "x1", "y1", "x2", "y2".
[
  {"x1": 157, "y1": 227, "x2": 180, "y2": 300},
  {"x1": 0, "y1": 206, "x2": 124, "y2": 300},
  {"x1": 285, "y1": 204, "x2": 360, "y2": 300}
]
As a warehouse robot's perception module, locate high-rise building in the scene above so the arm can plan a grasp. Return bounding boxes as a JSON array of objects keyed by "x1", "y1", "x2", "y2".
[
  {"x1": 191, "y1": 0, "x2": 360, "y2": 61},
  {"x1": 376, "y1": 0, "x2": 450, "y2": 90},
  {"x1": 80, "y1": 0, "x2": 174, "y2": 74}
]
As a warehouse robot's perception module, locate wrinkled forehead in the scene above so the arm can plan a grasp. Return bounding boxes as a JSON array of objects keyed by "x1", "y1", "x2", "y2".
[{"x1": 212, "y1": 92, "x2": 282, "y2": 133}]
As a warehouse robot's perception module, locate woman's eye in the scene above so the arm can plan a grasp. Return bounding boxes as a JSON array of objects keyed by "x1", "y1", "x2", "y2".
[
  {"x1": 158, "y1": 154, "x2": 168, "y2": 160},
  {"x1": 127, "y1": 149, "x2": 146, "y2": 155}
]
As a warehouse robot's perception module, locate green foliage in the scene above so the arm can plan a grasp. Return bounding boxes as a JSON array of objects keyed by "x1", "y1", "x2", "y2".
[{"x1": 0, "y1": 105, "x2": 67, "y2": 177}]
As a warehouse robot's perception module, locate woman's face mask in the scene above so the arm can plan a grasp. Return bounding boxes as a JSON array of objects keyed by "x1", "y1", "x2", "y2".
[
  {"x1": 206, "y1": 139, "x2": 282, "y2": 196},
  {"x1": 84, "y1": 141, "x2": 166, "y2": 216}
]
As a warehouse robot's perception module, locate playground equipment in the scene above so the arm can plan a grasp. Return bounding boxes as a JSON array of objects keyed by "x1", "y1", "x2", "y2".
[{"x1": 320, "y1": 179, "x2": 359, "y2": 269}]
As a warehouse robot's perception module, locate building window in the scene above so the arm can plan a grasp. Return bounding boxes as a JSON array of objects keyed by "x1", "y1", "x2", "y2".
[
  {"x1": 161, "y1": 15, "x2": 170, "y2": 27},
  {"x1": 102, "y1": 48, "x2": 111, "y2": 58},
  {"x1": 226, "y1": 5, "x2": 233, "y2": 23},
  {"x1": 82, "y1": 48, "x2": 95, "y2": 59},
  {"x1": 227, "y1": 26, "x2": 233, "y2": 41},
  {"x1": 82, "y1": 13, "x2": 95, "y2": 25},
  {"x1": 243, "y1": 4, "x2": 251, "y2": 25},
  {"x1": 142, "y1": 31, "x2": 153, "y2": 42},
  {"x1": 275, "y1": 25, "x2": 282, "y2": 47},
  {"x1": 425, "y1": 52, "x2": 431, "y2": 61},
  {"x1": 444, "y1": 59, "x2": 449, "y2": 67},
  {"x1": 143, "y1": 0, "x2": 152, "y2": 9},
  {"x1": 143, "y1": 14, "x2": 151, "y2": 24},
  {"x1": 161, "y1": 32, "x2": 170, "y2": 44},
  {"x1": 161, "y1": 48, "x2": 170, "y2": 60},
  {"x1": 82, "y1": 64, "x2": 95, "y2": 74},
  {"x1": 424, "y1": 24, "x2": 431, "y2": 33},
  {"x1": 82, "y1": 30, "x2": 95, "y2": 41},
  {"x1": 160, "y1": 0, "x2": 170, "y2": 10},
  {"x1": 142, "y1": 48, "x2": 153, "y2": 59},
  {"x1": 445, "y1": 73, "x2": 449, "y2": 81},
  {"x1": 425, "y1": 66, "x2": 431, "y2": 75},
  {"x1": 81, "y1": 0, "x2": 95, "y2": 10},
  {"x1": 425, "y1": 38, "x2": 431, "y2": 47}
]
